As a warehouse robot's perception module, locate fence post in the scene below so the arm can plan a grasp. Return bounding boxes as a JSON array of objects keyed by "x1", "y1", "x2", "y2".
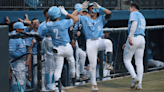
[
  {"x1": 23, "y1": 0, "x2": 25, "y2": 10},
  {"x1": 99, "y1": 51, "x2": 103, "y2": 81},
  {"x1": 36, "y1": 37, "x2": 42, "y2": 92},
  {"x1": 144, "y1": 30, "x2": 148, "y2": 73}
]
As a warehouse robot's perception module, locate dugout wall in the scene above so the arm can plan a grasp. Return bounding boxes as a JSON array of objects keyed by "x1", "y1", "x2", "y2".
[{"x1": 0, "y1": 25, "x2": 9, "y2": 92}]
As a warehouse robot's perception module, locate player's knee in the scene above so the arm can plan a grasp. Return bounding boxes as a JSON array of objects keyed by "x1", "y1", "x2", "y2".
[{"x1": 104, "y1": 39, "x2": 112, "y2": 46}]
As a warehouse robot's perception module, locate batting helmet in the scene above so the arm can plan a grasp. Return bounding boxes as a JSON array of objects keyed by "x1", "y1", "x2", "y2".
[{"x1": 48, "y1": 6, "x2": 61, "y2": 20}]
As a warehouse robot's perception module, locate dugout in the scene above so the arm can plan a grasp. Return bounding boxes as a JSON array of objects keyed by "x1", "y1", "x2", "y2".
[{"x1": 1, "y1": 9, "x2": 164, "y2": 89}]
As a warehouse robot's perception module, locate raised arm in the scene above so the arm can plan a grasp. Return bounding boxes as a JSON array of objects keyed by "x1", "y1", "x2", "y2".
[
  {"x1": 93, "y1": 2, "x2": 113, "y2": 20},
  {"x1": 72, "y1": 1, "x2": 89, "y2": 16},
  {"x1": 58, "y1": 6, "x2": 78, "y2": 24}
]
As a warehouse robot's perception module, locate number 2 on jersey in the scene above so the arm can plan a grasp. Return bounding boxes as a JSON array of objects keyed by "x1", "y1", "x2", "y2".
[{"x1": 53, "y1": 29, "x2": 60, "y2": 39}]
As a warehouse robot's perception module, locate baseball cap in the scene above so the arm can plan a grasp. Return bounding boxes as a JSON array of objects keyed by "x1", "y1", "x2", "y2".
[
  {"x1": 74, "y1": 3, "x2": 82, "y2": 10},
  {"x1": 13, "y1": 22, "x2": 26, "y2": 29}
]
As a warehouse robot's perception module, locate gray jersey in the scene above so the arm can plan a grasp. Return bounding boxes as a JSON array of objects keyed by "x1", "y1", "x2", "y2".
[{"x1": 42, "y1": 37, "x2": 54, "y2": 56}]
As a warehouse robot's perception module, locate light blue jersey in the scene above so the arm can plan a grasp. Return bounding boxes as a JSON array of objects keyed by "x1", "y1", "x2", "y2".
[
  {"x1": 78, "y1": 15, "x2": 108, "y2": 39},
  {"x1": 128, "y1": 11, "x2": 146, "y2": 36},
  {"x1": 26, "y1": 30, "x2": 38, "y2": 55},
  {"x1": 37, "y1": 21, "x2": 47, "y2": 39},
  {"x1": 9, "y1": 38, "x2": 26, "y2": 59},
  {"x1": 9, "y1": 30, "x2": 16, "y2": 34},
  {"x1": 46, "y1": 19, "x2": 73, "y2": 46}
]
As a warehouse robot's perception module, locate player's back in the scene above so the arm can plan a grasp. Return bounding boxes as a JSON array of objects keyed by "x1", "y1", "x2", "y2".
[
  {"x1": 46, "y1": 19, "x2": 73, "y2": 46},
  {"x1": 128, "y1": 11, "x2": 146, "y2": 36}
]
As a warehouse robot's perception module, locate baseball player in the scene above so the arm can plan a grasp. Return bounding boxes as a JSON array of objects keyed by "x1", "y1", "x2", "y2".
[
  {"x1": 25, "y1": 18, "x2": 46, "y2": 91},
  {"x1": 46, "y1": 6, "x2": 78, "y2": 91},
  {"x1": 9, "y1": 22, "x2": 27, "y2": 92},
  {"x1": 72, "y1": 1, "x2": 113, "y2": 91},
  {"x1": 122, "y1": 3, "x2": 146, "y2": 90},
  {"x1": 72, "y1": 3, "x2": 88, "y2": 81},
  {"x1": 148, "y1": 42, "x2": 164, "y2": 68},
  {"x1": 42, "y1": 28, "x2": 55, "y2": 91}
]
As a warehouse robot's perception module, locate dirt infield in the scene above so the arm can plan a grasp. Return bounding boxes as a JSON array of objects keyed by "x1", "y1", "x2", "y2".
[{"x1": 63, "y1": 70, "x2": 164, "y2": 92}]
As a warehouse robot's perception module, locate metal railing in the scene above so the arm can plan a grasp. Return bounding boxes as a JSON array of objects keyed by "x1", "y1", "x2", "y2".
[{"x1": 0, "y1": 0, "x2": 164, "y2": 10}]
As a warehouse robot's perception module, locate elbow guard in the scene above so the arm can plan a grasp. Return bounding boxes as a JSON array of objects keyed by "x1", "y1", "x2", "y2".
[{"x1": 105, "y1": 13, "x2": 113, "y2": 20}]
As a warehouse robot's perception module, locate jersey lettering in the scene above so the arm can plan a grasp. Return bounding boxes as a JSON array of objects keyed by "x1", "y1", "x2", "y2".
[{"x1": 53, "y1": 29, "x2": 60, "y2": 39}]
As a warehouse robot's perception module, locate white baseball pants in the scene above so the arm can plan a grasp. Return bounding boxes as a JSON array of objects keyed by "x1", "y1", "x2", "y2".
[
  {"x1": 75, "y1": 41, "x2": 86, "y2": 78},
  {"x1": 148, "y1": 59, "x2": 164, "y2": 67},
  {"x1": 33, "y1": 55, "x2": 45, "y2": 88},
  {"x1": 123, "y1": 35, "x2": 145, "y2": 84},
  {"x1": 53, "y1": 43, "x2": 75, "y2": 81},
  {"x1": 86, "y1": 38, "x2": 113, "y2": 85}
]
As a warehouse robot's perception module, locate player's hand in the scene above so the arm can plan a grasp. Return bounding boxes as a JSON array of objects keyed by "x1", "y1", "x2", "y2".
[
  {"x1": 58, "y1": 6, "x2": 68, "y2": 16},
  {"x1": 26, "y1": 60, "x2": 31, "y2": 66},
  {"x1": 9, "y1": 71, "x2": 12, "y2": 80},
  {"x1": 81, "y1": 1, "x2": 89, "y2": 9},
  {"x1": 5, "y1": 16, "x2": 10, "y2": 24},
  {"x1": 31, "y1": 40, "x2": 34, "y2": 47},
  {"x1": 71, "y1": 39, "x2": 75, "y2": 48},
  {"x1": 122, "y1": 43, "x2": 126, "y2": 49},
  {"x1": 18, "y1": 18, "x2": 23, "y2": 22},
  {"x1": 128, "y1": 37, "x2": 133, "y2": 45},
  {"x1": 76, "y1": 31, "x2": 81, "y2": 37},
  {"x1": 24, "y1": 13, "x2": 29, "y2": 21},
  {"x1": 93, "y1": 2, "x2": 101, "y2": 9}
]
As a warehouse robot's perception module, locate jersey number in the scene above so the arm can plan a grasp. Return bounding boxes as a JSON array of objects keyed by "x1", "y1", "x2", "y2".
[{"x1": 53, "y1": 29, "x2": 60, "y2": 39}]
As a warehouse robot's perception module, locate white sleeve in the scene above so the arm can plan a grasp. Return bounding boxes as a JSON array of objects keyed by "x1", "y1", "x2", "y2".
[{"x1": 128, "y1": 21, "x2": 138, "y2": 38}]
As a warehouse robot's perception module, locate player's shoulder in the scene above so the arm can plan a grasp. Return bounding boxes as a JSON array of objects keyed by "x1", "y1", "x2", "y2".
[
  {"x1": 130, "y1": 11, "x2": 140, "y2": 16},
  {"x1": 46, "y1": 21, "x2": 54, "y2": 27},
  {"x1": 39, "y1": 21, "x2": 46, "y2": 27}
]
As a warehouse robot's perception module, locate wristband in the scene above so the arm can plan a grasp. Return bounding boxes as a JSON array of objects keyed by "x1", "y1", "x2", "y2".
[
  {"x1": 100, "y1": 7, "x2": 105, "y2": 11},
  {"x1": 77, "y1": 8, "x2": 82, "y2": 12},
  {"x1": 23, "y1": 20, "x2": 26, "y2": 23}
]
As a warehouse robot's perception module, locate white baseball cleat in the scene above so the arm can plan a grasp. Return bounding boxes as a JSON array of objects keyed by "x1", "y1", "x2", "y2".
[
  {"x1": 92, "y1": 85, "x2": 99, "y2": 91},
  {"x1": 52, "y1": 83, "x2": 56, "y2": 90},
  {"x1": 130, "y1": 77, "x2": 139, "y2": 89},
  {"x1": 105, "y1": 62, "x2": 114, "y2": 71},
  {"x1": 135, "y1": 83, "x2": 142, "y2": 90},
  {"x1": 47, "y1": 83, "x2": 54, "y2": 91}
]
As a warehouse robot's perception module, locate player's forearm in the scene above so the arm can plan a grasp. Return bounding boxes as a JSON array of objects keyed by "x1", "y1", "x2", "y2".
[
  {"x1": 103, "y1": 8, "x2": 112, "y2": 15},
  {"x1": 24, "y1": 20, "x2": 31, "y2": 25},
  {"x1": 67, "y1": 14, "x2": 79, "y2": 24},
  {"x1": 129, "y1": 21, "x2": 138, "y2": 38},
  {"x1": 72, "y1": 10, "x2": 79, "y2": 16},
  {"x1": 26, "y1": 46, "x2": 32, "y2": 61}
]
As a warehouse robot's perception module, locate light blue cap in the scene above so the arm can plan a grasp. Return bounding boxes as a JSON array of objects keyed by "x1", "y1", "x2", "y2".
[
  {"x1": 42, "y1": 26, "x2": 49, "y2": 36},
  {"x1": 74, "y1": 3, "x2": 82, "y2": 10},
  {"x1": 13, "y1": 22, "x2": 26, "y2": 29}
]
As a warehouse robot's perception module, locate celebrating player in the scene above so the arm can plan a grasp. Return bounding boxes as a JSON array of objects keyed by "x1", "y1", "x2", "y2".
[
  {"x1": 9, "y1": 22, "x2": 27, "y2": 92},
  {"x1": 46, "y1": 6, "x2": 78, "y2": 91},
  {"x1": 72, "y1": 1, "x2": 113, "y2": 91},
  {"x1": 42, "y1": 28, "x2": 55, "y2": 91},
  {"x1": 122, "y1": 2, "x2": 146, "y2": 90}
]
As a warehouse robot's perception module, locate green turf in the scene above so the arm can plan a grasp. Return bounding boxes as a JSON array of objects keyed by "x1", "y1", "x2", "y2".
[{"x1": 64, "y1": 70, "x2": 164, "y2": 92}]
